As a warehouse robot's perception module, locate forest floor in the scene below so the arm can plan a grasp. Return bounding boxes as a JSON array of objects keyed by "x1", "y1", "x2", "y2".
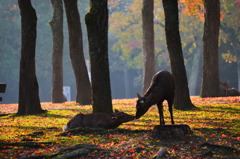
[{"x1": 0, "y1": 96, "x2": 239, "y2": 158}]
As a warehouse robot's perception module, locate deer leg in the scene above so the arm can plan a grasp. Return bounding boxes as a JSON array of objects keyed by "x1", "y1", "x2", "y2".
[
  {"x1": 167, "y1": 99, "x2": 174, "y2": 125},
  {"x1": 157, "y1": 103, "x2": 165, "y2": 125}
]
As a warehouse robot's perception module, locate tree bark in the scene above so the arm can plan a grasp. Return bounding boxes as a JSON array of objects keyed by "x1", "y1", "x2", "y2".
[
  {"x1": 162, "y1": 0, "x2": 195, "y2": 110},
  {"x1": 85, "y1": 0, "x2": 113, "y2": 114},
  {"x1": 64, "y1": 0, "x2": 92, "y2": 105},
  {"x1": 200, "y1": 0, "x2": 220, "y2": 97},
  {"x1": 142, "y1": 0, "x2": 156, "y2": 94},
  {"x1": 49, "y1": 0, "x2": 65, "y2": 103},
  {"x1": 18, "y1": 0, "x2": 44, "y2": 115}
]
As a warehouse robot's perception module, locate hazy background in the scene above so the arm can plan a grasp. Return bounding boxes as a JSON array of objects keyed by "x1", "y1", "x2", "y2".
[{"x1": 0, "y1": 0, "x2": 239, "y2": 104}]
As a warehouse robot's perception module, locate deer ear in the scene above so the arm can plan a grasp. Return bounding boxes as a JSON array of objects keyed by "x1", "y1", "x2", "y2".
[{"x1": 137, "y1": 93, "x2": 142, "y2": 98}]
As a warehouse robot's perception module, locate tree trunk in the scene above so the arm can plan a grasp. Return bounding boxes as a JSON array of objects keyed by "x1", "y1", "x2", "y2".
[
  {"x1": 162, "y1": 0, "x2": 195, "y2": 110},
  {"x1": 124, "y1": 65, "x2": 130, "y2": 98},
  {"x1": 85, "y1": 0, "x2": 113, "y2": 114},
  {"x1": 142, "y1": 0, "x2": 156, "y2": 94},
  {"x1": 49, "y1": 0, "x2": 65, "y2": 103},
  {"x1": 64, "y1": 0, "x2": 92, "y2": 105},
  {"x1": 18, "y1": 0, "x2": 44, "y2": 115},
  {"x1": 200, "y1": 0, "x2": 220, "y2": 97}
]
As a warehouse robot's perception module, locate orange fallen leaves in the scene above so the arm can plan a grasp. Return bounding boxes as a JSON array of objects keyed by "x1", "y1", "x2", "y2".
[
  {"x1": 129, "y1": 148, "x2": 135, "y2": 152},
  {"x1": 0, "y1": 96, "x2": 239, "y2": 158}
]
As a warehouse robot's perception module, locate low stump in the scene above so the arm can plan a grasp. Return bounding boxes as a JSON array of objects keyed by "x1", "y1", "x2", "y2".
[{"x1": 152, "y1": 124, "x2": 192, "y2": 138}]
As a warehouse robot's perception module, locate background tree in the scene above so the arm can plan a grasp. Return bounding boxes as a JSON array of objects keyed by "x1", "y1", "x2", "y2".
[
  {"x1": 220, "y1": 0, "x2": 240, "y2": 90},
  {"x1": 179, "y1": 0, "x2": 239, "y2": 94},
  {"x1": 0, "y1": 0, "x2": 239, "y2": 104},
  {"x1": 200, "y1": 0, "x2": 220, "y2": 97},
  {"x1": 109, "y1": 0, "x2": 143, "y2": 70},
  {"x1": 142, "y1": 0, "x2": 156, "y2": 93},
  {"x1": 162, "y1": 0, "x2": 195, "y2": 110},
  {"x1": 0, "y1": 0, "x2": 20, "y2": 103},
  {"x1": 177, "y1": 1, "x2": 204, "y2": 95},
  {"x1": 63, "y1": 0, "x2": 92, "y2": 105},
  {"x1": 85, "y1": 0, "x2": 113, "y2": 114},
  {"x1": 49, "y1": 0, "x2": 65, "y2": 103},
  {"x1": 17, "y1": 0, "x2": 44, "y2": 115}
]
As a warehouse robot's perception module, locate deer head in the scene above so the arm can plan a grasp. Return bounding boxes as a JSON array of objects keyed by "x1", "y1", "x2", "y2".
[
  {"x1": 112, "y1": 109, "x2": 135, "y2": 122},
  {"x1": 135, "y1": 93, "x2": 152, "y2": 119}
]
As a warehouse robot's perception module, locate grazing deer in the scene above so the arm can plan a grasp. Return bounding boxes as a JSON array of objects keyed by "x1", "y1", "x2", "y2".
[
  {"x1": 227, "y1": 88, "x2": 240, "y2": 96},
  {"x1": 63, "y1": 109, "x2": 135, "y2": 131},
  {"x1": 219, "y1": 81, "x2": 229, "y2": 97},
  {"x1": 219, "y1": 81, "x2": 240, "y2": 97},
  {"x1": 136, "y1": 70, "x2": 175, "y2": 125}
]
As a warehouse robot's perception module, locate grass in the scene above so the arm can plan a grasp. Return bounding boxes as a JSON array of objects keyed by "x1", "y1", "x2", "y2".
[{"x1": 0, "y1": 96, "x2": 239, "y2": 158}]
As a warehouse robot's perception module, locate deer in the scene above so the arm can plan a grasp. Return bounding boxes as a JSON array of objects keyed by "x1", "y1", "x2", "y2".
[
  {"x1": 219, "y1": 81, "x2": 240, "y2": 97},
  {"x1": 63, "y1": 109, "x2": 135, "y2": 131},
  {"x1": 136, "y1": 70, "x2": 175, "y2": 125},
  {"x1": 219, "y1": 81, "x2": 229, "y2": 97},
  {"x1": 226, "y1": 88, "x2": 240, "y2": 96}
]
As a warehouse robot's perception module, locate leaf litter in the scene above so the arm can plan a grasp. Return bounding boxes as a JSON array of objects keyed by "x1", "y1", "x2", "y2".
[{"x1": 0, "y1": 96, "x2": 239, "y2": 158}]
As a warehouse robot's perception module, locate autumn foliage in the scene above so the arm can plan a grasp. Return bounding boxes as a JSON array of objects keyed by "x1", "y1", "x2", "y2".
[{"x1": 0, "y1": 96, "x2": 239, "y2": 158}]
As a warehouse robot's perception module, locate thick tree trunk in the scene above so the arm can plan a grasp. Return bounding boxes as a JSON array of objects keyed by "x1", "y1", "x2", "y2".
[
  {"x1": 200, "y1": 0, "x2": 220, "y2": 97},
  {"x1": 49, "y1": 0, "x2": 65, "y2": 103},
  {"x1": 85, "y1": 0, "x2": 113, "y2": 114},
  {"x1": 64, "y1": 0, "x2": 91, "y2": 105},
  {"x1": 162, "y1": 0, "x2": 195, "y2": 110},
  {"x1": 142, "y1": 0, "x2": 156, "y2": 94},
  {"x1": 18, "y1": 0, "x2": 44, "y2": 115}
]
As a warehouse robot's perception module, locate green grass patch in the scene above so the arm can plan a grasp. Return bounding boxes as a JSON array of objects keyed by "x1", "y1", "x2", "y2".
[{"x1": 0, "y1": 97, "x2": 239, "y2": 158}]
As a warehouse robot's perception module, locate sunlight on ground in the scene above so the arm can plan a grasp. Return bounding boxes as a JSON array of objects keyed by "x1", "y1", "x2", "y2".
[{"x1": 0, "y1": 96, "x2": 239, "y2": 158}]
